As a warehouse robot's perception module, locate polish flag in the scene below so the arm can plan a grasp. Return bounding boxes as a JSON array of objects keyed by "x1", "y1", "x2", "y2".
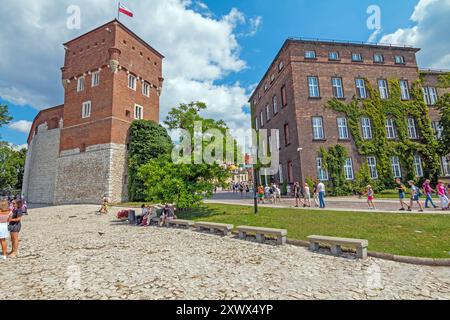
[{"x1": 119, "y1": 3, "x2": 133, "y2": 17}]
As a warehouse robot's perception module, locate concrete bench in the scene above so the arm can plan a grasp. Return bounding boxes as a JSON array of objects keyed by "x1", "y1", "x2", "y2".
[
  {"x1": 237, "y1": 226, "x2": 287, "y2": 245},
  {"x1": 194, "y1": 222, "x2": 234, "y2": 236},
  {"x1": 166, "y1": 219, "x2": 194, "y2": 229},
  {"x1": 307, "y1": 235, "x2": 368, "y2": 259}
]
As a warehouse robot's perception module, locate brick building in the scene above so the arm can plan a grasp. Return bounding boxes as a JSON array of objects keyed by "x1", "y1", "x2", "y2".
[
  {"x1": 22, "y1": 20, "x2": 163, "y2": 204},
  {"x1": 250, "y1": 38, "x2": 449, "y2": 186}
]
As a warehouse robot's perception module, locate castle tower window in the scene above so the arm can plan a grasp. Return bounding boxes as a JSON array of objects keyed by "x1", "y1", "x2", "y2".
[
  {"x1": 134, "y1": 104, "x2": 143, "y2": 120},
  {"x1": 128, "y1": 74, "x2": 137, "y2": 90},
  {"x1": 395, "y1": 55, "x2": 405, "y2": 64},
  {"x1": 142, "y1": 82, "x2": 150, "y2": 97},
  {"x1": 91, "y1": 71, "x2": 100, "y2": 87},
  {"x1": 77, "y1": 76, "x2": 85, "y2": 92},
  {"x1": 82, "y1": 101, "x2": 91, "y2": 118}
]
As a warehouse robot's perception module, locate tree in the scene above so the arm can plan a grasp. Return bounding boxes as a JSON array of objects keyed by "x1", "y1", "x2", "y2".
[
  {"x1": 128, "y1": 120, "x2": 173, "y2": 201},
  {"x1": 0, "y1": 142, "x2": 26, "y2": 193},
  {"x1": 436, "y1": 93, "x2": 450, "y2": 155},
  {"x1": 0, "y1": 105, "x2": 12, "y2": 127}
]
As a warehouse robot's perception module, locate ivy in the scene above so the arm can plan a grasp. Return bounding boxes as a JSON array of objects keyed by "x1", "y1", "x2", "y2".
[
  {"x1": 319, "y1": 145, "x2": 353, "y2": 196},
  {"x1": 325, "y1": 78, "x2": 441, "y2": 192}
]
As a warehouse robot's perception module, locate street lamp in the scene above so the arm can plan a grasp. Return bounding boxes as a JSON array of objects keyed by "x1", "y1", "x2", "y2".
[{"x1": 297, "y1": 147, "x2": 304, "y2": 185}]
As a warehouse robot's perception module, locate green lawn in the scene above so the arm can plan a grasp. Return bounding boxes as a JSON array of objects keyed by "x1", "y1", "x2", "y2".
[{"x1": 175, "y1": 204, "x2": 450, "y2": 259}]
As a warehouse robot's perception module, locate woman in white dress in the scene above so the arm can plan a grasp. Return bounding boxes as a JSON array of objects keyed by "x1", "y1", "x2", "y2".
[{"x1": 0, "y1": 200, "x2": 11, "y2": 260}]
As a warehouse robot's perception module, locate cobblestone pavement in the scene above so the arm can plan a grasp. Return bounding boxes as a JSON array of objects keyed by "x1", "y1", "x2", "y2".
[{"x1": 0, "y1": 205, "x2": 449, "y2": 300}]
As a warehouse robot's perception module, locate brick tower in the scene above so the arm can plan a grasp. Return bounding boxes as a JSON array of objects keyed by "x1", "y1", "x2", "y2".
[{"x1": 22, "y1": 20, "x2": 164, "y2": 204}]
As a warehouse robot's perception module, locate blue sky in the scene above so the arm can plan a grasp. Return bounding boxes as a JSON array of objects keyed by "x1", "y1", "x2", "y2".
[{"x1": 1, "y1": 0, "x2": 448, "y2": 147}]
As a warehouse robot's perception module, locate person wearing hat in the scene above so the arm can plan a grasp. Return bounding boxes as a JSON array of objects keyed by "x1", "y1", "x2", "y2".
[{"x1": 366, "y1": 185, "x2": 375, "y2": 210}]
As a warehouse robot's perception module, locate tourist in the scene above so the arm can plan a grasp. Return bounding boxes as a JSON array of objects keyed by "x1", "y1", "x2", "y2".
[
  {"x1": 395, "y1": 178, "x2": 410, "y2": 211},
  {"x1": 422, "y1": 179, "x2": 437, "y2": 209},
  {"x1": 245, "y1": 184, "x2": 250, "y2": 198},
  {"x1": 160, "y1": 205, "x2": 177, "y2": 226},
  {"x1": 317, "y1": 181, "x2": 326, "y2": 209},
  {"x1": 99, "y1": 195, "x2": 110, "y2": 215},
  {"x1": 312, "y1": 183, "x2": 319, "y2": 208},
  {"x1": 257, "y1": 185, "x2": 265, "y2": 204},
  {"x1": 0, "y1": 200, "x2": 11, "y2": 260},
  {"x1": 239, "y1": 183, "x2": 244, "y2": 198},
  {"x1": 437, "y1": 181, "x2": 449, "y2": 210},
  {"x1": 303, "y1": 183, "x2": 311, "y2": 208},
  {"x1": 408, "y1": 181, "x2": 424, "y2": 212},
  {"x1": 293, "y1": 182, "x2": 301, "y2": 207},
  {"x1": 366, "y1": 185, "x2": 375, "y2": 210},
  {"x1": 7, "y1": 199, "x2": 25, "y2": 258},
  {"x1": 275, "y1": 184, "x2": 282, "y2": 203},
  {"x1": 270, "y1": 184, "x2": 277, "y2": 204}
]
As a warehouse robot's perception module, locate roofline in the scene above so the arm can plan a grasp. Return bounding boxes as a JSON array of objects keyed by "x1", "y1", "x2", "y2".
[
  {"x1": 63, "y1": 19, "x2": 165, "y2": 59},
  {"x1": 27, "y1": 105, "x2": 64, "y2": 144},
  {"x1": 420, "y1": 68, "x2": 450, "y2": 74},
  {"x1": 249, "y1": 38, "x2": 421, "y2": 103}
]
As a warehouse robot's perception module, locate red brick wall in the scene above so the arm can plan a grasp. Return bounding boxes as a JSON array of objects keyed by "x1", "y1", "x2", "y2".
[{"x1": 27, "y1": 105, "x2": 64, "y2": 144}]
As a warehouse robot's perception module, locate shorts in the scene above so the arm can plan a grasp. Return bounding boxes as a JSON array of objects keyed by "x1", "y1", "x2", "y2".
[
  {"x1": 399, "y1": 193, "x2": 405, "y2": 200},
  {"x1": 8, "y1": 223, "x2": 21, "y2": 233},
  {"x1": 412, "y1": 196, "x2": 419, "y2": 202},
  {"x1": 368, "y1": 196, "x2": 374, "y2": 201}
]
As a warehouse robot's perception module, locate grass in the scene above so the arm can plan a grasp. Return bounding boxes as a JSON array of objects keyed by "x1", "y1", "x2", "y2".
[{"x1": 173, "y1": 204, "x2": 450, "y2": 259}]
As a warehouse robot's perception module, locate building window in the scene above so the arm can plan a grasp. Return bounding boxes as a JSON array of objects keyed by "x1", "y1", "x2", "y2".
[
  {"x1": 134, "y1": 104, "x2": 143, "y2": 120},
  {"x1": 272, "y1": 95, "x2": 278, "y2": 115},
  {"x1": 408, "y1": 117, "x2": 418, "y2": 139},
  {"x1": 386, "y1": 118, "x2": 396, "y2": 139},
  {"x1": 331, "y1": 77, "x2": 344, "y2": 98},
  {"x1": 391, "y1": 156, "x2": 402, "y2": 178},
  {"x1": 82, "y1": 101, "x2": 91, "y2": 118},
  {"x1": 361, "y1": 117, "x2": 373, "y2": 140},
  {"x1": 423, "y1": 87, "x2": 438, "y2": 105},
  {"x1": 373, "y1": 54, "x2": 384, "y2": 63},
  {"x1": 312, "y1": 117, "x2": 325, "y2": 140},
  {"x1": 308, "y1": 76, "x2": 320, "y2": 98},
  {"x1": 305, "y1": 51, "x2": 316, "y2": 59},
  {"x1": 414, "y1": 155, "x2": 423, "y2": 177},
  {"x1": 441, "y1": 156, "x2": 450, "y2": 176},
  {"x1": 378, "y1": 79, "x2": 389, "y2": 99},
  {"x1": 142, "y1": 82, "x2": 150, "y2": 97},
  {"x1": 352, "y1": 53, "x2": 363, "y2": 62},
  {"x1": 260, "y1": 111, "x2": 264, "y2": 127},
  {"x1": 77, "y1": 76, "x2": 85, "y2": 92},
  {"x1": 395, "y1": 55, "x2": 405, "y2": 64},
  {"x1": 275, "y1": 130, "x2": 280, "y2": 150},
  {"x1": 316, "y1": 157, "x2": 329, "y2": 181},
  {"x1": 367, "y1": 156, "x2": 378, "y2": 179},
  {"x1": 270, "y1": 74, "x2": 275, "y2": 83},
  {"x1": 266, "y1": 104, "x2": 271, "y2": 121},
  {"x1": 128, "y1": 74, "x2": 137, "y2": 90},
  {"x1": 255, "y1": 117, "x2": 259, "y2": 130},
  {"x1": 337, "y1": 117, "x2": 349, "y2": 139},
  {"x1": 329, "y1": 52, "x2": 339, "y2": 60},
  {"x1": 355, "y1": 78, "x2": 367, "y2": 99},
  {"x1": 91, "y1": 71, "x2": 100, "y2": 87},
  {"x1": 432, "y1": 121, "x2": 443, "y2": 140},
  {"x1": 284, "y1": 123, "x2": 290, "y2": 145},
  {"x1": 344, "y1": 158, "x2": 354, "y2": 180},
  {"x1": 400, "y1": 80, "x2": 410, "y2": 100},
  {"x1": 281, "y1": 85, "x2": 287, "y2": 107},
  {"x1": 264, "y1": 83, "x2": 268, "y2": 92},
  {"x1": 278, "y1": 61, "x2": 284, "y2": 71}
]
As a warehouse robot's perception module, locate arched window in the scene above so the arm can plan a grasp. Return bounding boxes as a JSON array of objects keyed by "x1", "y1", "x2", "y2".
[{"x1": 273, "y1": 95, "x2": 278, "y2": 115}]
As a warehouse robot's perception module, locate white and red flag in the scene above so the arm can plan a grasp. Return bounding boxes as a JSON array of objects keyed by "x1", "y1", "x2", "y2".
[{"x1": 118, "y1": 3, "x2": 133, "y2": 18}]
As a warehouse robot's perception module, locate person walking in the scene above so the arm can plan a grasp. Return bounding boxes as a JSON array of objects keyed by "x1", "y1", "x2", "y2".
[
  {"x1": 395, "y1": 178, "x2": 410, "y2": 211},
  {"x1": 7, "y1": 199, "x2": 25, "y2": 258},
  {"x1": 257, "y1": 185, "x2": 265, "y2": 204},
  {"x1": 317, "y1": 181, "x2": 326, "y2": 209},
  {"x1": 303, "y1": 183, "x2": 311, "y2": 208},
  {"x1": 293, "y1": 182, "x2": 301, "y2": 207},
  {"x1": 408, "y1": 181, "x2": 424, "y2": 212},
  {"x1": 437, "y1": 181, "x2": 449, "y2": 210},
  {"x1": 422, "y1": 179, "x2": 437, "y2": 209},
  {"x1": 366, "y1": 185, "x2": 375, "y2": 210},
  {"x1": 312, "y1": 183, "x2": 319, "y2": 208},
  {"x1": 0, "y1": 200, "x2": 11, "y2": 260}
]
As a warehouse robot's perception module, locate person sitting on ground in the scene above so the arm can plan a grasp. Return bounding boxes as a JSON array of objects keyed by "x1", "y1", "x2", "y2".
[
  {"x1": 408, "y1": 180, "x2": 424, "y2": 212},
  {"x1": 99, "y1": 195, "x2": 110, "y2": 215},
  {"x1": 366, "y1": 185, "x2": 375, "y2": 210}
]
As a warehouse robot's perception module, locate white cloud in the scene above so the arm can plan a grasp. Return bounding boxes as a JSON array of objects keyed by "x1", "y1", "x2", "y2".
[
  {"x1": 380, "y1": 0, "x2": 450, "y2": 69},
  {"x1": 0, "y1": 0, "x2": 258, "y2": 133},
  {"x1": 9, "y1": 120, "x2": 33, "y2": 134},
  {"x1": 247, "y1": 16, "x2": 263, "y2": 37}
]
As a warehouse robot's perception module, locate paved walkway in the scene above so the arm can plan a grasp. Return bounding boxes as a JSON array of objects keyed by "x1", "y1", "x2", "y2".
[
  {"x1": 206, "y1": 192, "x2": 450, "y2": 215},
  {"x1": 0, "y1": 205, "x2": 448, "y2": 300}
]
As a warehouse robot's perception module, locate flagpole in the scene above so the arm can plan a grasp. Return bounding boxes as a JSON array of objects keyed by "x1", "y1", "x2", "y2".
[{"x1": 117, "y1": 1, "x2": 120, "y2": 21}]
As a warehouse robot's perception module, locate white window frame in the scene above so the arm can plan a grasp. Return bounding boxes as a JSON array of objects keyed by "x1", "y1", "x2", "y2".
[
  {"x1": 316, "y1": 157, "x2": 329, "y2": 181},
  {"x1": 432, "y1": 121, "x2": 443, "y2": 140},
  {"x1": 367, "y1": 156, "x2": 378, "y2": 180},
  {"x1": 386, "y1": 118, "x2": 396, "y2": 139},
  {"x1": 77, "y1": 76, "x2": 85, "y2": 92},
  {"x1": 374, "y1": 54, "x2": 384, "y2": 63},
  {"x1": 352, "y1": 53, "x2": 363, "y2": 62},
  {"x1": 255, "y1": 117, "x2": 259, "y2": 130},
  {"x1": 308, "y1": 76, "x2": 320, "y2": 98},
  {"x1": 413, "y1": 155, "x2": 423, "y2": 178},
  {"x1": 344, "y1": 158, "x2": 354, "y2": 180},
  {"x1": 408, "y1": 117, "x2": 418, "y2": 139},
  {"x1": 361, "y1": 117, "x2": 373, "y2": 140},
  {"x1": 278, "y1": 61, "x2": 284, "y2": 71},
  {"x1": 273, "y1": 95, "x2": 278, "y2": 115},
  {"x1": 266, "y1": 104, "x2": 270, "y2": 121},
  {"x1": 312, "y1": 117, "x2": 325, "y2": 140},
  {"x1": 332, "y1": 77, "x2": 344, "y2": 98},
  {"x1": 395, "y1": 55, "x2": 405, "y2": 64},
  {"x1": 82, "y1": 101, "x2": 91, "y2": 118},
  {"x1": 329, "y1": 52, "x2": 339, "y2": 60},
  {"x1": 400, "y1": 80, "x2": 410, "y2": 100},
  {"x1": 260, "y1": 111, "x2": 264, "y2": 127},
  {"x1": 355, "y1": 78, "x2": 367, "y2": 99},
  {"x1": 91, "y1": 71, "x2": 100, "y2": 87},
  {"x1": 337, "y1": 117, "x2": 349, "y2": 139},
  {"x1": 423, "y1": 87, "x2": 438, "y2": 105},
  {"x1": 305, "y1": 51, "x2": 316, "y2": 59},
  {"x1": 134, "y1": 104, "x2": 143, "y2": 120},
  {"x1": 391, "y1": 156, "x2": 402, "y2": 178},
  {"x1": 142, "y1": 82, "x2": 150, "y2": 97},
  {"x1": 275, "y1": 130, "x2": 280, "y2": 150},
  {"x1": 128, "y1": 74, "x2": 137, "y2": 91},
  {"x1": 378, "y1": 79, "x2": 389, "y2": 99}
]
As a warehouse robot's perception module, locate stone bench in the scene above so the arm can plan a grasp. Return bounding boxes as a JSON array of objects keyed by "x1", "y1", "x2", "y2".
[
  {"x1": 237, "y1": 226, "x2": 287, "y2": 245},
  {"x1": 307, "y1": 235, "x2": 368, "y2": 259},
  {"x1": 166, "y1": 219, "x2": 194, "y2": 229},
  {"x1": 194, "y1": 222, "x2": 234, "y2": 236}
]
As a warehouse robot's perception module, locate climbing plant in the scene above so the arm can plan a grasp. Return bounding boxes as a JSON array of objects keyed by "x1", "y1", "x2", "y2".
[
  {"x1": 325, "y1": 78, "x2": 441, "y2": 193},
  {"x1": 319, "y1": 145, "x2": 353, "y2": 196}
]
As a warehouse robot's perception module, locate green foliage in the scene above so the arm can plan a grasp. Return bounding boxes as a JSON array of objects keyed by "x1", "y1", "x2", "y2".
[
  {"x1": 326, "y1": 78, "x2": 441, "y2": 192},
  {"x1": 0, "y1": 142, "x2": 26, "y2": 192},
  {"x1": 128, "y1": 120, "x2": 173, "y2": 201},
  {"x1": 435, "y1": 93, "x2": 450, "y2": 155},
  {"x1": 0, "y1": 105, "x2": 13, "y2": 139},
  {"x1": 437, "y1": 72, "x2": 450, "y2": 88},
  {"x1": 319, "y1": 145, "x2": 352, "y2": 196}
]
